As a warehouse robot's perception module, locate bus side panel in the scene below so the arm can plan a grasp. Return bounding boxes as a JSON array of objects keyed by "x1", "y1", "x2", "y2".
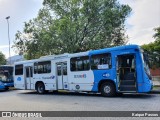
[
  {"x1": 91, "y1": 49, "x2": 141, "y2": 93},
  {"x1": 0, "y1": 84, "x2": 5, "y2": 89},
  {"x1": 142, "y1": 73, "x2": 153, "y2": 92},
  {"x1": 14, "y1": 64, "x2": 26, "y2": 90},
  {"x1": 32, "y1": 60, "x2": 57, "y2": 91},
  {"x1": 14, "y1": 75, "x2": 25, "y2": 89},
  {"x1": 135, "y1": 52, "x2": 143, "y2": 92},
  {"x1": 91, "y1": 70, "x2": 116, "y2": 92},
  {"x1": 90, "y1": 52, "x2": 117, "y2": 92},
  {"x1": 33, "y1": 73, "x2": 57, "y2": 91},
  {"x1": 68, "y1": 70, "x2": 94, "y2": 91}
]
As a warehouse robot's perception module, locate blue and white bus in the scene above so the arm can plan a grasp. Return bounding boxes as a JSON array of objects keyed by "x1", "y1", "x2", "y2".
[
  {"x1": 0, "y1": 65, "x2": 14, "y2": 90},
  {"x1": 14, "y1": 45, "x2": 153, "y2": 96}
]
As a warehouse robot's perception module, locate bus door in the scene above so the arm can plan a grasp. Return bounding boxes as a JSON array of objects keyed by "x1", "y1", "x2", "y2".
[
  {"x1": 56, "y1": 62, "x2": 68, "y2": 90},
  {"x1": 25, "y1": 66, "x2": 33, "y2": 89},
  {"x1": 116, "y1": 54, "x2": 137, "y2": 92}
]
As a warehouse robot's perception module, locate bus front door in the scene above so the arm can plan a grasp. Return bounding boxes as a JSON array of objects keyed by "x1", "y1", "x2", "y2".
[
  {"x1": 25, "y1": 67, "x2": 33, "y2": 90},
  {"x1": 117, "y1": 54, "x2": 137, "y2": 92},
  {"x1": 56, "y1": 62, "x2": 68, "y2": 90}
]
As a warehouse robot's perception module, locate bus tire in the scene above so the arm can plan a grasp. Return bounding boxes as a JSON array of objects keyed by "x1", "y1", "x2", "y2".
[
  {"x1": 36, "y1": 83, "x2": 45, "y2": 94},
  {"x1": 100, "y1": 82, "x2": 116, "y2": 97}
]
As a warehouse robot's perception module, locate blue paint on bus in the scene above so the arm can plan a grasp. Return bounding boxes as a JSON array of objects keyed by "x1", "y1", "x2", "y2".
[
  {"x1": 89, "y1": 45, "x2": 152, "y2": 93},
  {"x1": 0, "y1": 65, "x2": 14, "y2": 90}
]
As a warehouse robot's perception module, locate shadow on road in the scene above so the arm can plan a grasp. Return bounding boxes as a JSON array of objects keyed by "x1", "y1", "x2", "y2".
[
  {"x1": 0, "y1": 90, "x2": 8, "y2": 92},
  {"x1": 0, "y1": 89, "x2": 16, "y2": 93},
  {"x1": 17, "y1": 90, "x2": 155, "y2": 99}
]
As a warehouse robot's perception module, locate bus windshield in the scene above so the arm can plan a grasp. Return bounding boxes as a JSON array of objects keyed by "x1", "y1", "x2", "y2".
[
  {"x1": 0, "y1": 67, "x2": 13, "y2": 83},
  {"x1": 141, "y1": 52, "x2": 151, "y2": 79},
  {"x1": 0, "y1": 72, "x2": 7, "y2": 82}
]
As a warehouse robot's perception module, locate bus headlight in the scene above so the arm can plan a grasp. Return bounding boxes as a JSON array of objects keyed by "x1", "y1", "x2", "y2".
[{"x1": 4, "y1": 83, "x2": 7, "y2": 86}]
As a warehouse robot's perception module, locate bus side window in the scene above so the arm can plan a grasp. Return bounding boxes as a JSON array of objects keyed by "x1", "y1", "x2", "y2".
[
  {"x1": 91, "y1": 53, "x2": 111, "y2": 70},
  {"x1": 70, "y1": 56, "x2": 90, "y2": 71},
  {"x1": 70, "y1": 58, "x2": 76, "y2": 71},
  {"x1": 63, "y1": 63, "x2": 67, "y2": 75},
  {"x1": 26, "y1": 68, "x2": 29, "y2": 77},
  {"x1": 15, "y1": 64, "x2": 23, "y2": 75},
  {"x1": 34, "y1": 61, "x2": 51, "y2": 74},
  {"x1": 57, "y1": 65, "x2": 61, "y2": 76},
  {"x1": 34, "y1": 63, "x2": 38, "y2": 74},
  {"x1": 83, "y1": 59, "x2": 90, "y2": 70},
  {"x1": 131, "y1": 59, "x2": 135, "y2": 69}
]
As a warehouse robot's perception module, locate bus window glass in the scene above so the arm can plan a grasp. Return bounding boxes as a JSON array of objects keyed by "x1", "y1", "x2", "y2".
[
  {"x1": 26, "y1": 67, "x2": 30, "y2": 78},
  {"x1": 77, "y1": 60, "x2": 83, "y2": 71},
  {"x1": 141, "y1": 52, "x2": 151, "y2": 79},
  {"x1": 57, "y1": 65, "x2": 61, "y2": 76},
  {"x1": 26, "y1": 67, "x2": 33, "y2": 78},
  {"x1": 63, "y1": 63, "x2": 67, "y2": 75},
  {"x1": 15, "y1": 64, "x2": 23, "y2": 75},
  {"x1": 91, "y1": 53, "x2": 111, "y2": 70},
  {"x1": 83, "y1": 59, "x2": 90, "y2": 70},
  {"x1": 34, "y1": 63, "x2": 38, "y2": 74},
  {"x1": 70, "y1": 56, "x2": 90, "y2": 71},
  {"x1": 34, "y1": 61, "x2": 51, "y2": 74}
]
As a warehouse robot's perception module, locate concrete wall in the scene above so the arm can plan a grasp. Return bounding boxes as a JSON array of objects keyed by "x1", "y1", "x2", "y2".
[{"x1": 152, "y1": 76, "x2": 160, "y2": 86}]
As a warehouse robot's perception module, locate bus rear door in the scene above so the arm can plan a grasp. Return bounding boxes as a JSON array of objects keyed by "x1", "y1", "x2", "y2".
[
  {"x1": 56, "y1": 62, "x2": 68, "y2": 90},
  {"x1": 25, "y1": 66, "x2": 33, "y2": 89}
]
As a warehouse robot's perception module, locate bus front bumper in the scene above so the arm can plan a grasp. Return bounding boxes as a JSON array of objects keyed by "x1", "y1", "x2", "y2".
[{"x1": 3, "y1": 82, "x2": 14, "y2": 87}]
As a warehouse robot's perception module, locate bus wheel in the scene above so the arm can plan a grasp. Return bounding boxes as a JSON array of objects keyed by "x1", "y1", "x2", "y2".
[
  {"x1": 100, "y1": 82, "x2": 116, "y2": 97},
  {"x1": 37, "y1": 83, "x2": 45, "y2": 94}
]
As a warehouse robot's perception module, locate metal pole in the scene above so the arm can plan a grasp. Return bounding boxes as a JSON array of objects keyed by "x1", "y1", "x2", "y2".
[{"x1": 6, "y1": 16, "x2": 11, "y2": 65}]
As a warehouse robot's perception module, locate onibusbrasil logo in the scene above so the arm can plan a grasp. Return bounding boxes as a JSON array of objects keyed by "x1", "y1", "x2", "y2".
[{"x1": 2, "y1": 112, "x2": 42, "y2": 118}]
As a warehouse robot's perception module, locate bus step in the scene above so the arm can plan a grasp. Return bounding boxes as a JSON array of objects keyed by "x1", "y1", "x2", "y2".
[
  {"x1": 119, "y1": 85, "x2": 136, "y2": 91},
  {"x1": 120, "y1": 80, "x2": 135, "y2": 86}
]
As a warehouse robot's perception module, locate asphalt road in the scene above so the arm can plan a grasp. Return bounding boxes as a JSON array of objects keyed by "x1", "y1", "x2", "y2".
[{"x1": 0, "y1": 89, "x2": 160, "y2": 120}]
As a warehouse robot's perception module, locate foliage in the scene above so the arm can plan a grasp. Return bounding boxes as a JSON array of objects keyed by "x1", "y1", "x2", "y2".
[
  {"x1": 141, "y1": 27, "x2": 160, "y2": 68},
  {"x1": 13, "y1": 0, "x2": 131, "y2": 59},
  {"x1": 0, "y1": 51, "x2": 6, "y2": 65}
]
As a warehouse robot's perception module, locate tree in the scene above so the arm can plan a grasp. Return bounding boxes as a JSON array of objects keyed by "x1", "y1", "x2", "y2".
[
  {"x1": 13, "y1": 0, "x2": 131, "y2": 59},
  {"x1": 141, "y1": 26, "x2": 160, "y2": 68},
  {"x1": 0, "y1": 51, "x2": 6, "y2": 65}
]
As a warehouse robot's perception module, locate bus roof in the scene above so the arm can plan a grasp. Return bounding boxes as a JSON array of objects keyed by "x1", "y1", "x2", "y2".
[
  {"x1": 14, "y1": 44, "x2": 140, "y2": 65},
  {"x1": 0, "y1": 65, "x2": 13, "y2": 70},
  {"x1": 89, "y1": 44, "x2": 140, "y2": 55},
  {"x1": 14, "y1": 51, "x2": 90, "y2": 65},
  {"x1": 0, "y1": 65, "x2": 13, "y2": 68}
]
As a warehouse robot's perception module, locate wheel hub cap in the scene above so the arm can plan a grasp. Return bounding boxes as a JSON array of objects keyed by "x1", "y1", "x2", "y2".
[{"x1": 104, "y1": 86, "x2": 111, "y2": 93}]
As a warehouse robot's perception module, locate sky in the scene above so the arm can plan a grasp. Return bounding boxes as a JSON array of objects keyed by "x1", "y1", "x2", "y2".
[
  {"x1": 120, "y1": 0, "x2": 160, "y2": 45},
  {"x1": 0, "y1": 0, "x2": 160, "y2": 58}
]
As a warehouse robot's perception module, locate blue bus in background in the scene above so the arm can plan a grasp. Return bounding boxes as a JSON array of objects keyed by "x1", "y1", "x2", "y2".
[
  {"x1": 14, "y1": 45, "x2": 153, "y2": 96},
  {"x1": 0, "y1": 65, "x2": 14, "y2": 90}
]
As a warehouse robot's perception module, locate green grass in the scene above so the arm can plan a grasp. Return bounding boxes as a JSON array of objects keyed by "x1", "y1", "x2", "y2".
[{"x1": 153, "y1": 86, "x2": 160, "y2": 90}]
